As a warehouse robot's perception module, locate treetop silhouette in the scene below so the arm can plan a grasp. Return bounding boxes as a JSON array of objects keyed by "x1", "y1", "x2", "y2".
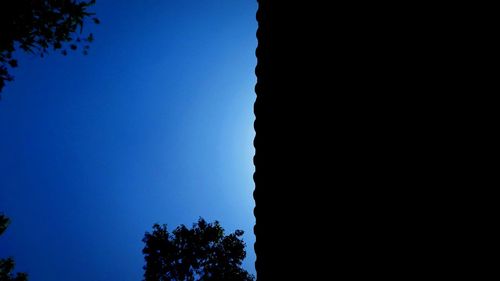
[{"x1": 142, "y1": 217, "x2": 255, "y2": 281}]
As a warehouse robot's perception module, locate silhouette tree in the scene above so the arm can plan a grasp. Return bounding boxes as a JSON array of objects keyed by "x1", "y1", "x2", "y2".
[
  {"x1": 0, "y1": 215, "x2": 9, "y2": 236},
  {"x1": 0, "y1": 214, "x2": 28, "y2": 281},
  {"x1": 0, "y1": 0, "x2": 99, "y2": 94},
  {"x1": 142, "y1": 218, "x2": 255, "y2": 281}
]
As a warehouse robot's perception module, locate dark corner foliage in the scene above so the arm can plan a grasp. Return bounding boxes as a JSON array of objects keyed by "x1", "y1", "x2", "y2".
[
  {"x1": 0, "y1": 214, "x2": 28, "y2": 281},
  {"x1": 0, "y1": 0, "x2": 100, "y2": 95}
]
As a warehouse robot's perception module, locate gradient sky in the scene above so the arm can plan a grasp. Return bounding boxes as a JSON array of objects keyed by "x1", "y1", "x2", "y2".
[{"x1": 0, "y1": 1, "x2": 257, "y2": 280}]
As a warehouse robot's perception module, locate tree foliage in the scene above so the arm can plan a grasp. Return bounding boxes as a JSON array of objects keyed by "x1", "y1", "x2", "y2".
[
  {"x1": 0, "y1": 214, "x2": 28, "y2": 281},
  {"x1": 0, "y1": 0, "x2": 99, "y2": 94},
  {"x1": 142, "y1": 218, "x2": 255, "y2": 281},
  {"x1": 0, "y1": 215, "x2": 9, "y2": 236}
]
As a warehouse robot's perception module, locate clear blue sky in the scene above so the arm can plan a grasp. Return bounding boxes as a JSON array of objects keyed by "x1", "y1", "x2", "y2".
[{"x1": 0, "y1": 1, "x2": 257, "y2": 280}]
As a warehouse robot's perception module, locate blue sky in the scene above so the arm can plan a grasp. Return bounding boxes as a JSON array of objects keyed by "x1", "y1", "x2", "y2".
[{"x1": 0, "y1": 1, "x2": 257, "y2": 280}]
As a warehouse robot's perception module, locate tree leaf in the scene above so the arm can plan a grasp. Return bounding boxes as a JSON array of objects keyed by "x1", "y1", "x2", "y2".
[{"x1": 8, "y1": 59, "x2": 18, "y2": 68}]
